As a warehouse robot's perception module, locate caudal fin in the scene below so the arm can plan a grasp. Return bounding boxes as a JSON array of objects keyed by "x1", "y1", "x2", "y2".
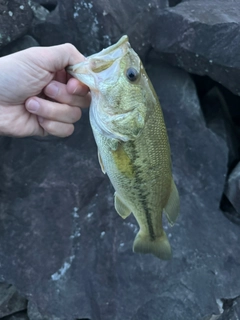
[{"x1": 133, "y1": 230, "x2": 172, "y2": 260}]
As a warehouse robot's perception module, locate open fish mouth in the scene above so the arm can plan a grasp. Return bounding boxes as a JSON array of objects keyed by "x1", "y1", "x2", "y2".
[{"x1": 67, "y1": 35, "x2": 130, "y2": 80}]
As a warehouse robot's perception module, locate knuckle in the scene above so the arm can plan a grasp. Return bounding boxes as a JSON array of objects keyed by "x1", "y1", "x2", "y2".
[{"x1": 41, "y1": 119, "x2": 53, "y2": 133}]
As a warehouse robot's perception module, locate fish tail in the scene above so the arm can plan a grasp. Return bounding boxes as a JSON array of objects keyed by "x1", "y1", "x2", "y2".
[{"x1": 133, "y1": 230, "x2": 171, "y2": 260}]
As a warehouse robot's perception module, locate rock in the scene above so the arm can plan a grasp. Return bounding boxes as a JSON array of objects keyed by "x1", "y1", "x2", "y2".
[
  {"x1": 152, "y1": 0, "x2": 240, "y2": 96},
  {"x1": 28, "y1": 300, "x2": 60, "y2": 320},
  {"x1": 3, "y1": 311, "x2": 29, "y2": 320},
  {"x1": 224, "y1": 162, "x2": 240, "y2": 218},
  {"x1": 200, "y1": 86, "x2": 240, "y2": 169},
  {"x1": 29, "y1": 2, "x2": 49, "y2": 21},
  {"x1": 0, "y1": 35, "x2": 39, "y2": 57},
  {"x1": 30, "y1": 0, "x2": 167, "y2": 58},
  {"x1": 0, "y1": 0, "x2": 33, "y2": 49},
  {"x1": 0, "y1": 60, "x2": 240, "y2": 320},
  {"x1": 218, "y1": 296, "x2": 240, "y2": 320},
  {"x1": 168, "y1": 0, "x2": 182, "y2": 6},
  {"x1": 0, "y1": 282, "x2": 27, "y2": 318}
]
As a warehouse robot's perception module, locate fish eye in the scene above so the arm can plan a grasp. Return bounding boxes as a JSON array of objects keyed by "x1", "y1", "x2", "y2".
[{"x1": 126, "y1": 67, "x2": 139, "y2": 82}]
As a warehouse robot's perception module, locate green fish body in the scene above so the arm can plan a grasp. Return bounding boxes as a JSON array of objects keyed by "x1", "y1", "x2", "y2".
[{"x1": 68, "y1": 36, "x2": 179, "y2": 260}]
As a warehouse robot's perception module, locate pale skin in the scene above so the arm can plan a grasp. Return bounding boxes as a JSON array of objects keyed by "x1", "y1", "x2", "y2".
[{"x1": 0, "y1": 43, "x2": 91, "y2": 137}]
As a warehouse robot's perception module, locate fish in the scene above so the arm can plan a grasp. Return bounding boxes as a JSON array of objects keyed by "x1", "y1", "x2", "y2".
[{"x1": 67, "y1": 35, "x2": 180, "y2": 260}]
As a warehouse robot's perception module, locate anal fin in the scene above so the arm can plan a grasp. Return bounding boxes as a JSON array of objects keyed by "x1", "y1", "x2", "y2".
[
  {"x1": 164, "y1": 179, "x2": 180, "y2": 226},
  {"x1": 114, "y1": 192, "x2": 131, "y2": 219}
]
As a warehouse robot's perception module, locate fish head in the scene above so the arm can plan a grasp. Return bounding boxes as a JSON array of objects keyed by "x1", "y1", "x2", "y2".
[{"x1": 68, "y1": 36, "x2": 156, "y2": 141}]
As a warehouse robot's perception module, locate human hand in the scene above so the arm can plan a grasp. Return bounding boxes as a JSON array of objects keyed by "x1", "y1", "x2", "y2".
[{"x1": 0, "y1": 43, "x2": 91, "y2": 137}]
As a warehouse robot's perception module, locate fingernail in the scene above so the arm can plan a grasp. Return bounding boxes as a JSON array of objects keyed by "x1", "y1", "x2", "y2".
[
  {"x1": 38, "y1": 116, "x2": 44, "y2": 124},
  {"x1": 45, "y1": 83, "x2": 59, "y2": 98},
  {"x1": 26, "y1": 99, "x2": 40, "y2": 112}
]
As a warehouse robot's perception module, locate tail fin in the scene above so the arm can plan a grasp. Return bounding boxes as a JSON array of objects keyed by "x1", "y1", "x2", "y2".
[{"x1": 133, "y1": 230, "x2": 172, "y2": 260}]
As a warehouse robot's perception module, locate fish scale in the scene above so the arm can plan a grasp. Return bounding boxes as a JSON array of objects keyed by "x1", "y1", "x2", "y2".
[{"x1": 67, "y1": 35, "x2": 180, "y2": 260}]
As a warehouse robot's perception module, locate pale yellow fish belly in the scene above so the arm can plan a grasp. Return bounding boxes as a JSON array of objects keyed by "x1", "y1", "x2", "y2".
[{"x1": 91, "y1": 101, "x2": 177, "y2": 260}]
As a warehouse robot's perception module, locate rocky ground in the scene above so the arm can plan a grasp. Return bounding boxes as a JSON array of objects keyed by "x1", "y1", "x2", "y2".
[{"x1": 0, "y1": 1, "x2": 240, "y2": 320}]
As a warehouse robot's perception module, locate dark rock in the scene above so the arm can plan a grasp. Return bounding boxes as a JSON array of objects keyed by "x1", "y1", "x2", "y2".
[
  {"x1": 0, "y1": 60, "x2": 240, "y2": 320},
  {"x1": 152, "y1": 0, "x2": 240, "y2": 96},
  {"x1": 168, "y1": 0, "x2": 182, "y2": 6},
  {"x1": 218, "y1": 296, "x2": 240, "y2": 320},
  {"x1": 0, "y1": 283, "x2": 27, "y2": 318},
  {"x1": 2, "y1": 311, "x2": 29, "y2": 320},
  {"x1": 28, "y1": 300, "x2": 60, "y2": 320},
  {"x1": 0, "y1": 0, "x2": 33, "y2": 49},
  {"x1": 200, "y1": 86, "x2": 240, "y2": 168},
  {"x1": 31, "y1": 0, "x2": 167, "y2": 58},
  {"x1": 0, "y1": 35, "x2": 39, "y2": 57},
  {"x1": 224, "y1": 162, "x2": 240, "y2": 216},
  {"x1": 29, "y1": 2, "x2": 49, "y2": 22}
]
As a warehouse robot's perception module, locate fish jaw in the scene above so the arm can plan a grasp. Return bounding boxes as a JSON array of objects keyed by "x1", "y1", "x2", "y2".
[{"x1": 67, "y1": 35, "x2": 130, "y2": 91}]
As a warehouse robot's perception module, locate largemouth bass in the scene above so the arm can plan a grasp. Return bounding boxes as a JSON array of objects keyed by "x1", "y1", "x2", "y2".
[{"x1": 68, "y1": 35, "x2": 180, "y2": 260}]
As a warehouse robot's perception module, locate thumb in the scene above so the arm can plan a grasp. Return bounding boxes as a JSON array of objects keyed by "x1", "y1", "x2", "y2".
[{"x1": 30, "y1": 43, "x2": 85, "y2": 73}]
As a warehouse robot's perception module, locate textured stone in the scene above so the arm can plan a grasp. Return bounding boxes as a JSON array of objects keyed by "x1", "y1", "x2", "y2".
[
  {"x1": 224, "y1": 162, "x2": 240, "y2": 216},
  {"x1": 152, "y1": 0, "x2": 240, "y2": 96},
  {"x1": 0, "y1": 283, "x2": 27, "y2": 318},
  {"x1": 0, "y1": 60, "x2": 239, "y2": 319},
  {"x1": 3, "y1": 312, "x2": 29, "y2": 320},
  {"x1": 30, "y1": 0, "x2": 167, "y2": 58},
  {"x1": 218, "y1": 297, "x2": 240, "y2": 320},
  {"x1": 28, "y1": 300, "x2": 60, "y2": 320},
  {"x1": 0, "y1": 0, "x2": 33, "y2": 49},
  {"x1": 200, "y1": 86, "x2": 240, "y2": 168},
  {"x1": 0, "y1": 35, "x2": 39, "y2": 57}
]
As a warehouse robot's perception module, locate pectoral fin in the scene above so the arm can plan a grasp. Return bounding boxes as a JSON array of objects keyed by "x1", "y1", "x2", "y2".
[
  {"x1": 164, "y1": 179, "x2": 180, "y2": 226},
  {"x1": 114, "y1": 192, "x2": 131, "y2": 219},
  {"x1": 98, "y1": 151, "x2": 106, "y2": 174}
]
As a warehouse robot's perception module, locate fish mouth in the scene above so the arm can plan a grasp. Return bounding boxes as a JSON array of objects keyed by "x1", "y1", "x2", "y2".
[{"x1": 67, "y1": 35, "x2": 130, "y2": 88}]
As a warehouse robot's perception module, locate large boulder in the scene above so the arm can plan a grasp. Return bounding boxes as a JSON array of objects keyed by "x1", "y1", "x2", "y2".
[
  {"x1": 152, "y1": 0, "x2": 240, "y2": 96},
  {"x1": 31, "y1": 0, "x2": 167, "y2": 58},
  {"x1": 0, "y1": 0, "x2": 33, "y2": 49}
]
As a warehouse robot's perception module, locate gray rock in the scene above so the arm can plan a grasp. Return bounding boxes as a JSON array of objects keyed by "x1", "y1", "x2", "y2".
[
  {"x1": 0, "y1": 0, "x2": 33, "y2": 49},
  {"x1": 2, "y1": 311, "x2": 29, "y2": 320},
  {"x1": 0, "y1": 283, "x2": 27, "y2": 318},
  {"x1": 218, "y1": 296, "x2": 240, "y2": 320},
  {"x1": 0, "y1": 35, "x2": 39, "y2": 57},
  {"x1": 200, "y1": 86, "x2": 240, "y2": 169},
  {"x1": 28, "y1": 300, "x2": 60, "y2": 320},
  {"x1": 31, "y1": 0, "x2": 167, "y2": 58},
  {"x1": 0, "y1": 60, "x2": 239, "y2": 320},
  {"x1": 152, "y1": 0, "x2": 240, "y2": 96},
  {"x1": 29, "y1": 2, "x2": 49, "y2": 21},
  {"x1": 225, "y1": 162, "x2": 240, "y2": 216}
]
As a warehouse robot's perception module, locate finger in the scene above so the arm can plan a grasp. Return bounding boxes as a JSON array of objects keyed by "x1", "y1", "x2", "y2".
[
  {"x1": 25, "y1": 97, "x2": 82, "y2": 123},
  {"x1": 67, "y1": 77, "x2": 90, "y2": 97},
  {"x1": 38, "y1": 117, "x2": 74, "y2": 137},
  {"x1": 44, "y1": 80, "x2": 90, "y2": 108},
  {"x1": 34, "y1": 43, "x2": 85, "y2": 73}
]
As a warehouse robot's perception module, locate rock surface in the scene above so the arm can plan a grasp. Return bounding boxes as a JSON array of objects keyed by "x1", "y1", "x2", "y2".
[
  {"x1": 0, "y1": 61, "x2": 240, "y2": 320},
  {"x1": 224, "y1": 162, "x2": 240, "y2": 224},
  {"x1": 3, "y1": 312, "x2": 29, "y2": 320},
  {"x1": 0, "y1": 283, "x2": 27, "y2": 318},
  {"x1": 0, "y1": 0, "x2": 33, "y2": 49},
  {"x1": 152, "y1": 0, "x2": 240, "y2": 96},
  {"x1": 31, "y1": 0, "x2": 166, "y2": 58}
]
